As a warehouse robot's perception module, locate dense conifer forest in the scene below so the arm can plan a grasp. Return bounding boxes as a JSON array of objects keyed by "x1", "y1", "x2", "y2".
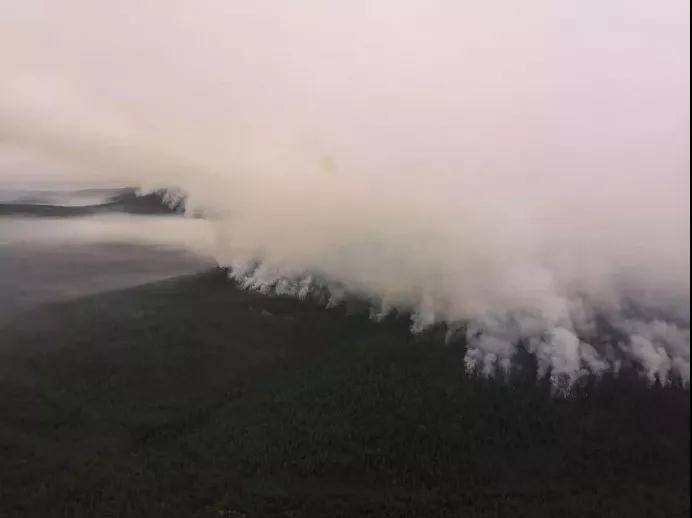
[{"x1": 0, "y1": 270, "x2": 689, "y2": 517}]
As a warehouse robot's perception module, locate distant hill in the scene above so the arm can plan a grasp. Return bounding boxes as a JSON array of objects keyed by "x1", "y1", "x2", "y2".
[
  {"x1": 0, "y1": 269, "x2": 688, "y2": 517},
  {"x1": 0, "y1": 187, "x2": 134, "y2": 206},
  {"x1": 0, "y1": 188, "x2": 184, "y2": 217}
]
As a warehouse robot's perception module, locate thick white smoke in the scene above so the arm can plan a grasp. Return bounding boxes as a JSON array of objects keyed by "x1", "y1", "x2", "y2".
[{"x1": 1, "y1": 1, "x2": 689, "y2": 383}]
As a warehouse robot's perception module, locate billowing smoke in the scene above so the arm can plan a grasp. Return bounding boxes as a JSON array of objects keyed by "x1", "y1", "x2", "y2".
[{"x1": 1, "y1": 1, "x2": 689, "y2": 383}]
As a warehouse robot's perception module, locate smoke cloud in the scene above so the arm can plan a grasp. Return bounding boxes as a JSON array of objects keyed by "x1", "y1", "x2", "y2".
[{"x1": 1, "y1": 0, "x2": 689, "y2": 383}]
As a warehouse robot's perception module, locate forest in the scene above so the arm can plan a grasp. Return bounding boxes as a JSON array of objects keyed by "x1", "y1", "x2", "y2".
[{"x1": 0, "y1": 269, "x2": 689, "y2": 517}]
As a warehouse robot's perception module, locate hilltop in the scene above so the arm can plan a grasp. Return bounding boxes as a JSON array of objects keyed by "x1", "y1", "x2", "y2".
[{"x1": 0, "y1": 188, "x2": 183, "y2": 217}]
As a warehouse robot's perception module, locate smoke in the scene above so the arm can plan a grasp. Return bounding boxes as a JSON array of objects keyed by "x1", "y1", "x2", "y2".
[{"x1": 1, "y1": 0, "x2": 689, "y2": 383}]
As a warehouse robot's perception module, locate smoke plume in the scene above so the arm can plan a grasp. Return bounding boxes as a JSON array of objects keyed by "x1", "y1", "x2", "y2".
[{"x1": 1, "y1": 0, "x2": 689, "y2": 383}]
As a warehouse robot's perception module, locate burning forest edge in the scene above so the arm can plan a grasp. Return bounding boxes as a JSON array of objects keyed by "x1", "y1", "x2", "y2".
[{"x1": 221, "y1": 264, "x2": 690, "y2": 390}]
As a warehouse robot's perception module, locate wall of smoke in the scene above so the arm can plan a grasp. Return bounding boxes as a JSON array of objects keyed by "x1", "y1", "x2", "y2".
[{"x1": 1, "y1": 0, "x2": 689, "y2": 383}]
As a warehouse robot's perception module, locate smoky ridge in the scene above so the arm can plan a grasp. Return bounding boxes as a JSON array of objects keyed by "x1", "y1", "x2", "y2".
[{"x1": 220, "y1": 261, "x2": 690, "y2": 390}]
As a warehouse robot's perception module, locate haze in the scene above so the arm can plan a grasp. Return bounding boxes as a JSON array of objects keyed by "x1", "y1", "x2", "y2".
[{"x1": 0, "y1": 0, "x2": 689, "y2": 381}]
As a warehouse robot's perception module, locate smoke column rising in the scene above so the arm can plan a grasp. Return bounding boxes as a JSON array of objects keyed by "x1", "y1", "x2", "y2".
[{"x1": 1, "y1": 0, "x2": 689, "y2": 382}]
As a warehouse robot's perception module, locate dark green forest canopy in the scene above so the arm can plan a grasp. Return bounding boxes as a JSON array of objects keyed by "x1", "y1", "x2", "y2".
[{"x1": 0, "y1": 270, "x2": 689, "y2": 517}]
